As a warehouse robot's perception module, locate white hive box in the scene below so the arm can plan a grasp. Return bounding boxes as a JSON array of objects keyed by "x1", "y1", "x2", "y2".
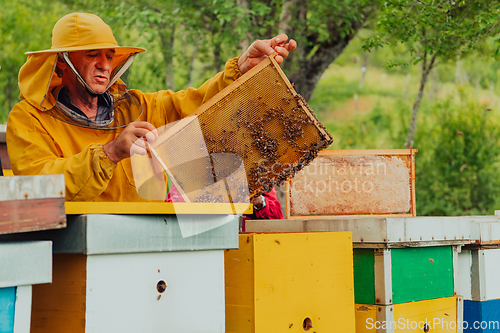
[
  {"x1": 2, "y1": 213, "x2": 239, "y2": 333},
  {"x1": 456, "y1": 215, "x2": 500, "y2": 301},
  {"x1": 0, "y1": 241, "x2": 52, "y2": 333}
]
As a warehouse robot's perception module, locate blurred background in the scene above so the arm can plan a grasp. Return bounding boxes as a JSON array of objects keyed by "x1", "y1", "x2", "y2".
[{"x1": 1, "y1": 0, "x2": 500, "y2": 216}]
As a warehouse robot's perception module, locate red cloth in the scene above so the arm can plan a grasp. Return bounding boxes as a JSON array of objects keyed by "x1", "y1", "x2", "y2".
[{"x1": 243, "y1": 188, "x2": 283, "y2": 220}]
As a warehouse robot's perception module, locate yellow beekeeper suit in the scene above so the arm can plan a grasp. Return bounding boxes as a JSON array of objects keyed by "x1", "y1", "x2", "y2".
[{"x1": 6, "y1": 13, "x2": 242, "y2": 202}]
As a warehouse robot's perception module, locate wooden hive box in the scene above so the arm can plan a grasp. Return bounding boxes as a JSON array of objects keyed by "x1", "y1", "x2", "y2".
[
  {"x1": 0, "y1": 213, "x2": 240, "y2": 333},
  {"x1": 225, "y1": 232, "x2": 355, "y2": 332},
  {"x1": 285, "y1": 149, "x2": 417, "y2": 219},
  {"x1": 456, "y1": 216, "x2": 500, "y2": 333},
  {"x1": 456, "y1": 215, "x2": 500, "y2": 301},
  {"x1": 355, "y1": 297, "x2": 459, "y2": 333},
  {"x1": 462, "y1": 298, "x2": 500, "y2": 332},
  {"x1": 245, "y1": 217, "x2": 471, "y2": 306},
  {"x1": 0, "y1": 241, "x2": 52, "y2": 333},
  {"x1": 0, "y1": 175, "x2": 66, "y2": 235},
  {"x1": 457, "y1": 247, "x2": 500, "y2": 302},
  {"x1": 353, "y1": 246, "x2": 457, "y2": 305}
]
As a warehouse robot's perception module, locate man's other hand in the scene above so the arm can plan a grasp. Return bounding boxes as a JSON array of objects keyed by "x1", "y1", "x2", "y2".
[
  {"x1": 238, "y1": 34, "x2": 297, "y2": 74},
  {"x1": 103, "y1": 122, "x2": 158, "y2": 163}
]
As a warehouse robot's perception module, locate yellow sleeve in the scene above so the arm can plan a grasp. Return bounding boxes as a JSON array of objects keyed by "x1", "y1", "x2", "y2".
[
  {"x1": 6, "y1": 106, "x2": 117, "y2": 201},
  {"x1": 142, "y1": 57, "x2": 243, "y2": 126}
]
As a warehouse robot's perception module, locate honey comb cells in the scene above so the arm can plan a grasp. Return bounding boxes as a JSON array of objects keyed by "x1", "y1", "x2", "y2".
[{"x1": 152, "y1": 55, "x2": 333, "y2": 202}]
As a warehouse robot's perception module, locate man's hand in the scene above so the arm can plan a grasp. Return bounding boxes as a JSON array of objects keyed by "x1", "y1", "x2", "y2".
[
  {"x1": 251, "y1": 195, "x2": 265, "y2": 210},
  {"x1": 103, "y1": 122, "x2": 158, "y2": 164},
  {"x1": 237, "y1": 34, "x2": 297, "y2": 74}
]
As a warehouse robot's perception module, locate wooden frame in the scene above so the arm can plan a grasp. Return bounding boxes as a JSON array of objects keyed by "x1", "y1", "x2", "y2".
[
  {"x1": 285, "y1": 149, "x2": 417, "y2": 219},
  {"x1": 65, "y1": 202, "x2": 252, "y2": 215}
]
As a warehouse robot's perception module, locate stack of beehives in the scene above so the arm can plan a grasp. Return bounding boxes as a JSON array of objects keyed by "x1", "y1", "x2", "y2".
[
  {"x1": 0, "y1": 174, "x2": 65, "y2": 332},
  {"x1": 456, "y1": 215, "x2": 500, "y2": 333},
  {"x1": 236, "y1": 149, "x2": 478, "y2": 333}
]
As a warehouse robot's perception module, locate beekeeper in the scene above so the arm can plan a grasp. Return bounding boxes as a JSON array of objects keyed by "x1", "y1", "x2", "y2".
[{"x1": 7, "y1": 13, "x2": 296, "y2": 201}]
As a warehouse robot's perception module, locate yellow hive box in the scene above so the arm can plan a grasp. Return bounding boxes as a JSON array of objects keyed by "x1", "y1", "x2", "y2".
[
  {"x1": 355, "y1": 296, "x2": 458, "y2": 332},
  {"x1": 225, "y1": 232, "x2": 355, "y2": 332}
]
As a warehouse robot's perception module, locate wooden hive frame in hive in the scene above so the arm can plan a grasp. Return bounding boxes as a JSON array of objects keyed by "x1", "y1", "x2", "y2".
[{"x1": 285, "y1": 149, "x2": 417, "y2": 218}]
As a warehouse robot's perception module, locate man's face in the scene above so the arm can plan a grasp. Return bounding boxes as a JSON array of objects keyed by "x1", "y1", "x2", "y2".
[{"x1": 68, "y1": 49, "x2": 115, "y2": 94}]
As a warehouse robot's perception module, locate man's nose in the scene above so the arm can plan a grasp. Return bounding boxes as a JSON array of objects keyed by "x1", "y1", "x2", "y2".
[{"x1": 96, "y1": 52, "x2": 112, "y2": 72}]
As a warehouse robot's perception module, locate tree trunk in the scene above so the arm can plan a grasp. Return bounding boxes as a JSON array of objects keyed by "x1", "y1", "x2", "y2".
[
  {"x1": 278, "y1": 0, "x2": 304, "y2": 74},
  {"x1": 186, "y1": 43, "x2": 200, "y2": 88},
  {"x1": 404, "y1": 53, "x2": 437, "y2": 148},
  {"x1": 213, "y1": 41, "x2": 222, "y2": 73},
  {"x1": 236, "y1": 0, "x2": 252, "y2": 52},
  {"x1": 290, "y1": 34, "x2": 358, "y2": 101},
  {"x1": 159, "y1": 24, "x2": 176, "y2": 90},
  {"x1": 284, "y1": 2, "x2": 373, "y2": 101}
]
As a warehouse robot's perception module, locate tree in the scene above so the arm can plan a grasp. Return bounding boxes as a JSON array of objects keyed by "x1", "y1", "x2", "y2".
[
  {"x1": 363, "y1": 0, "x2": 500, "y2": 148},
  {"x1": 237, "y1": 0, "x2": 381, "y2": 101},
  {"x1": 0, "y1": 0, "x2": 65, "y2": 121}
]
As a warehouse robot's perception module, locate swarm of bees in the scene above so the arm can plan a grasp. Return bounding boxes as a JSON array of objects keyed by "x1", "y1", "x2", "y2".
[{"x1": 191, "y1": 90, "x2": 332, "y2": 202}]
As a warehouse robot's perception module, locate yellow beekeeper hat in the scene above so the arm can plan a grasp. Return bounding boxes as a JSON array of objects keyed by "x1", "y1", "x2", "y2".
[{"x1": 19, "y1": 13, "x2": 145, "y2": 111}]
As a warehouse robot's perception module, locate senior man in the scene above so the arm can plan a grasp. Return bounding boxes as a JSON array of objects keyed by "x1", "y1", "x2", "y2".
[{"x1": 7, "y1": 13, "x2": 296, "y2": 202}]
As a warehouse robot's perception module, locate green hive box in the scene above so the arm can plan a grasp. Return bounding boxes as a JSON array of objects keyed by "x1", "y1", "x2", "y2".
[{"x1": 353, "y1": 246, "x2": 455, "y2": 305}]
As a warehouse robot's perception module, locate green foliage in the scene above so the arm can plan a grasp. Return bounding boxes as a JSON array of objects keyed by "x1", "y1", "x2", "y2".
[
  {"x1": 415, "y1": 89, "x2": 500, "y2": 216},
  {"x1": 311, "y1": 60, "x2": 500, "y2": 216},
  {"x1": 364, "y1": 0, "x2": 500, "y2": 63},
  {"x1": 0, "y1": 0, "x2": 67, "y2": 121}
]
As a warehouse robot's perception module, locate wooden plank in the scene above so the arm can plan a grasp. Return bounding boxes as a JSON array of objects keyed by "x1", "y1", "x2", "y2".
[
  {"x1": 244, "y1": 217, "x2": 471, "y2": 246},
  {"x1": 0, "y1": 174, "x2": 64, "y2": 201},
  {"x1": 469, "y1": 219, "x2": 500, "y2": 245},
  {"x1": 0, "y1": 198, "x2": 66, "y2": 235},
  {"x1": 456, "y1": 249, "x2": 472, "y2": 300},
  {"x1": 14, "y1": 285, "x2": 32, "y2": 333},
  {"x1": 391, "y1": 246, "x2": 454, "y2": 304},
  {"x1": 226, "y1": 232, "x2": 355, "y2": 332},
  {"x1": 0, "y1": 287, "x2": 16, "y2": 332},
  {"x1": 284, "y1": 181, "x2": 291, "y2": 219},
  {"x1": 65, "y1": 201, "x2": 252, "y2": 215},
  {"x1": 352, "y1": 246, "x2": 456, "y2": 306},
  {"x1": 470, "y1": 248, "x2": 500, "y2": 301},
  {"x1": 85, "y1": 251, "x2": 225, "y2": 332},
  {"x1": 287, "y1": 213, "x2": 414, "y2": 219},
  {"x1": 225, "y1": 236, "x2": 255, "y2": 333},
  {"x1": 318, "y1": 149, "x2": 416, "y2": 156},
  {"x1": 254, "y1": 232, "x2": 355, "y2": 332},
  {"x1": 287, "y1": 149, "x2": 417, "y2": 218},
  {"x1": 0, "y1": 144, "x2": 10, "y2": 170},
  {"x1": 2, "y1": 169, "x2": 13, "y2": 177},
  {"x1": 356, "y1": 297, "x2": 457, "y2": 332},
  {"x1": 31, "y1": 254, "x2": 87, "y2": 333},
  {"x1": 394, "y1": 297, "x2": 456, "y2": 332},
  {"x1": 354, "y1": 304, "x2": 378, "y2": 333},
  {"x1": 375, "y1": 248, "x2": 393, "y2": 305},
  {"x1": 353, "y1": 249, "x2": 375, "y2": 304},
  {"x1": 0, "y1": 241, "x2": 52, "y2": 289},
  {"x1": 457, "y1": 296, "x2": 464, "y2": 333}
]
